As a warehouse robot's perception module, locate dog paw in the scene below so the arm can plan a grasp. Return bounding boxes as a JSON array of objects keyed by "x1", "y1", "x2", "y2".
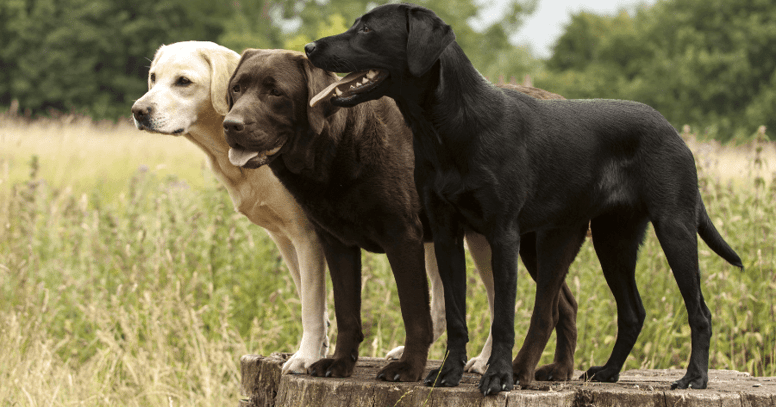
[
  {"x1": 464, "y1": 354, "x2": 489, "y2": 374},
  {"x1": 282, "y1": 353, "x2": 321, "y2": 375},
  {"x1": 534, "y1": 362, "x2": 574, "y2": 381},
  {"x1": 479, "y1": 359, "x2": 514, "y2": 396},
  {"x1": 424, "y1": 355, "x2": 466, "y2": 388},
  {"x1": 580, "y1": 365, "x2": 620, "y2": 383},
  {"x1": 671, "y1": 372, "x2": 708, "y2": 389},
  {"x1": 308, "y1": 357, "x2": 355, "y2": 378},
  {"x1": 384, "y1": 346, "x2": 404, "y2": 360},
  {"x1": 376, "y1": 359, "x2": 425, "y2": 382}
]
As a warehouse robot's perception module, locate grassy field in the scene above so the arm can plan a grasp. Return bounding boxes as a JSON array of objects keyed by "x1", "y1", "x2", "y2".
[{"x1": 1, "y1": 115, "x2": 775, "y2": 406}]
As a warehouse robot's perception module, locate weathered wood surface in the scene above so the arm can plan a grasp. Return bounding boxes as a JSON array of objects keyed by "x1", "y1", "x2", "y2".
[{"x1": 239, "y1": 354, "x2": 776, "y2": 407}]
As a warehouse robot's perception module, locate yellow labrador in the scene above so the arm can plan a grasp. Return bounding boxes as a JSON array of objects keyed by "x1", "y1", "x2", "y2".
[
  {"x1": 131, "y1": 41, "x2": 329, "y2": 374},
  {"x1": 130, "y1": 41, "x2": 498, "y2": 374}
]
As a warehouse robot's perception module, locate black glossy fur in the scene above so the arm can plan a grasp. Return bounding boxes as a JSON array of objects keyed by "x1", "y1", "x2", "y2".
[{"x1": 305, "y1": 3, "x2": 743, "y2": 395}]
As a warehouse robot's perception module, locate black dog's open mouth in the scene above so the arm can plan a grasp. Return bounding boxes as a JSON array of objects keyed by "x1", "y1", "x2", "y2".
[
  {"x1": 227, "y1": 143, "x2": 284, "y2": 169},
  {"x1": 310, "y1": 69, "x2": 389, "y2": 107}
]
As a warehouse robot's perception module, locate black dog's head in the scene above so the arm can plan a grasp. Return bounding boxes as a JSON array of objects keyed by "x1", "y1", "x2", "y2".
[
  {"x1": 304, "y1": 3, "x2": 455, "y2": 107},
  {"x1": 222, "y1": 49, "x2": 341, "y2": 170}
]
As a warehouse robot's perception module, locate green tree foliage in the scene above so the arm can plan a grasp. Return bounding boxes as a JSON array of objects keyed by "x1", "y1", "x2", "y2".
[
  {"x1": 540, "y1": 0, "x2": 776, "y2": 142},
  {"x1": 0, "y1": 0, "x2": 228, "y2": 120},
  {"x1": 1, "y1": 0, "x2": 537, "y2": 120}
]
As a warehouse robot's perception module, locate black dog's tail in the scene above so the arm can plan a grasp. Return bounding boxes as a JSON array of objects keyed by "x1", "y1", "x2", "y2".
[{"x1": 697, "y1": 195, "x2": 744, "y2": 269}]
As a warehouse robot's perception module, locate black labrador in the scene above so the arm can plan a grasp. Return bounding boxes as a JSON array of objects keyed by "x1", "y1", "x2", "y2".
[
  {"x1": 222, "y1": 48, "x2": 581, "y2": 384},
  {"x1": 305, "y1": 3, "x2": 743, "y2": 395}
]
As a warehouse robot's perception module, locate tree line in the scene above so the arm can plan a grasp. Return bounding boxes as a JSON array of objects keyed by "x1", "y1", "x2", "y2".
[{"x1": 1, "y1": 0, "x2": 773, "y2": 142}]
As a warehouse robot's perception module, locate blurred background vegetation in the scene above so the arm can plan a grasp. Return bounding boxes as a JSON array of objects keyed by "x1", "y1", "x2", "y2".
[{"x1": 1, "y1": 0, "x2": 775, "y2": 142}]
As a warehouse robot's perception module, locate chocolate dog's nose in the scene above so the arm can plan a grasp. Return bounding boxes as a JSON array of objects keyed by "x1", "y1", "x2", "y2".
[
  {"x1": 304, "y1": 42, "x2": 317, "y2": 57},
  {"x1": 223, "y1": 118, "x2": 245, "y2": 134}
]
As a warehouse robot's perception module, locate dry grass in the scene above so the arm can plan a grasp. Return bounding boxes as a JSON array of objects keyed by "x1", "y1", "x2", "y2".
[{"x1": 1, "y1": 116, "x2": 774, "y2": 406}]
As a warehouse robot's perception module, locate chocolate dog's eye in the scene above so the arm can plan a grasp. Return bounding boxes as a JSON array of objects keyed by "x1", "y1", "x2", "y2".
[
  {"x1": 232, "y1": 84, "x2": 241, "y2": 93},
  {"x1": 270, "y1": 88, "x2": 282, "y2": 97}
]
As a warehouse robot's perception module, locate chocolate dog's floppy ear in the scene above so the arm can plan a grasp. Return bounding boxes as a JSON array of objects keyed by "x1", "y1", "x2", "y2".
[
  {"x1": 201, "y1": 45, "x2": 240, "y2": 116},
  {"x1": 406, "y1": 6, "x2": 455, "y2": 77},
  {"x1": 226, "y1": 49, "x2": 260, "y2": 110},
  {"x1": 301, "y1": 57, "x2": 340, "y2": 135}
]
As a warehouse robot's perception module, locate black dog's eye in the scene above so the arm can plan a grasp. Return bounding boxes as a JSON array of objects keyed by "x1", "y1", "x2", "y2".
[
  {"x1": 269, "y1": 88, "x2": 282, "y2": 97},
  {"x1": 176, "y1": 76, "x2": 192, "y2": 86},
  {"x1": 359, "y1": 24, "x2": 372, "y2": 33},
  {"x1": 232, "y1": 84, "x2": 241, "y2": 93}
]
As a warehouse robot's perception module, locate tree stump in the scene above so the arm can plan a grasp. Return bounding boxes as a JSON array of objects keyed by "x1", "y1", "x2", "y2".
[{"x1": 239, "y1": 354, "x2": 776, "y2": 407}]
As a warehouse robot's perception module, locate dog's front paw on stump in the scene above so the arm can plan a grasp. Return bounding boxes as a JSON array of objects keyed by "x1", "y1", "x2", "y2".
[
  {"x1": 308, "y1": 357, "x2": 355, "y2": 378},
  {"x1": 424, "y1": 356, "x2": 466, "y2": 388},
  {"x1": 479, "y1": 359, "x2": 514, "y2": 395},
  {"x1": 534, "y1": 362, "x2": 574, "y2": 381},
  {"x1": 580, "y1": 365, "x2": 620, "y2": 383},
  {"x1": 671, "y1": 372, "x2": 708, "y2": 389},
  {"x1": 377, "y1": 359, "x2": 425, "y2": 382}
]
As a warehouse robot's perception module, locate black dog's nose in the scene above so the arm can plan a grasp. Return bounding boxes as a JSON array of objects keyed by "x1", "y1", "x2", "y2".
[
  {"x1": 132, "y1": 105, "x2": 151, "y2": 122},
  {"x1": 304, "y1": 42, "x2": 317, "y2": 57},
  {"x1": 223, "y1": 118, "x2": 245, "y2": 134}
]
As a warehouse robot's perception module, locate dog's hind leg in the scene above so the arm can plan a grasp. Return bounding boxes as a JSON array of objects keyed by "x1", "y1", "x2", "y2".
[
  {"x1": 653, "y1": 216, "x2": 711, "y2": 389},
  {"x1": 308, "y1": 231, "x2": 363, "y2": 378},
  {"x1": 581, "y1": 212, "x2": 649, "y2": 383},
  {"x1": 521, "y1": 231, "x2": 582, "y2": 382},
  {"x1": 512, "y1": 225, "x2": 587, "y2": 388}
]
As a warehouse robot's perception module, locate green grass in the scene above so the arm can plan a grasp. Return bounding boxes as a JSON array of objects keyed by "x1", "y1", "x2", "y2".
[{"x1": 1, "y1": 117, "x2": 775, "y2": 406}]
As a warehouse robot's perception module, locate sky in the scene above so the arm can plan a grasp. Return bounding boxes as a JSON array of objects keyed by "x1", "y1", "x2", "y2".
[{"x1": 475, "y1": 0, "x2": 656, "y2": 59}]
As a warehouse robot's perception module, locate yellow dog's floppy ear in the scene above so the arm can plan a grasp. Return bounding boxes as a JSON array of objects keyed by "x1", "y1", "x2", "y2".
[
  {"x1": 406, "y1": 5, "x2": 455, "y2": 77},
  {"x1": 300, "y1": 56, "x2": 341, "y2": 135},
  {"x1": 200, "y1": 44, "x2": 241, "y2": 116}
]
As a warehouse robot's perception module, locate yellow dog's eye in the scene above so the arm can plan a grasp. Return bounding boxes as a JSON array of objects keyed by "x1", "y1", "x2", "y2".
[
  {"x1": 150, "y1": 73, "x2": 156, "y2": 83},
  {"x1": 176, "y1": 77, "x2": 191, "y2": 86}
]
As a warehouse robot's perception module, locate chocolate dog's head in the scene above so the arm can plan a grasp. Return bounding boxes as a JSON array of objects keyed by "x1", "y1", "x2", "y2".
[
  {"x1": 304, "y1": 3, "x2": 455, "y2": 107},
  {"x1": 223, "y1": 49, "x2": 340, "y2": 170}
]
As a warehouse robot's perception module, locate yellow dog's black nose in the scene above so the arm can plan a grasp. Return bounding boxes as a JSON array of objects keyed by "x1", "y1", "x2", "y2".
[{"x1": 132, "y1": 105, "x2": 151, "y2": 122}]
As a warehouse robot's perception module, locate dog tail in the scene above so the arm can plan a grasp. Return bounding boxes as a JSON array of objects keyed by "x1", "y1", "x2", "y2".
[{"x1": 697, "y1": 196, "x2": 744, "y2": 269}]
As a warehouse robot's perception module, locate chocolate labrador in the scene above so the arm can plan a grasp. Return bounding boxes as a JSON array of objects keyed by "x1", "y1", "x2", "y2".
[{"x1": 304, "y1": 3, "x2": 743, "y2": 395}]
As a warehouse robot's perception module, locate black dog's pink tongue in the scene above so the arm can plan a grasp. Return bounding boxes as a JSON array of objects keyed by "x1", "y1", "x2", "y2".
[{"x1": 310, "y1": 70, "x2": 379, "y2": 107}]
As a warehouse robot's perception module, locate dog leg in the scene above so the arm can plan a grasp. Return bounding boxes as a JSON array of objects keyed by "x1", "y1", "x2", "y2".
[
  {"x1": 581, "y1": 213, "x2": 648, "y2": 383},
  {"x1": 520, "y1": 231, "x2": 582, "y2": 382},
  {"x1": 478, "y1": 229, "x2": 520, "y2": 395},
  {"x1": 463, "y1": 231, "x2": 494, "y2": 374},
  {"x1": 423, "y1": 203, "x2": 469, "y2": 389},
  {"x1": 653, "y1": 217, "x2": 711, "y2": 390},
  {"x1": 385, "y1": 242, "x2": 443, "y2": 361},
  {"x1": 267, "y1": 232, "x2": 329, "y2": 375},
  {"x1": 308, "y1": 231, "x2": 363, "y2": 378},
  {"x1": 511, "y1": 226, "x2": 584, "y2": 388},
  {"x1": 377, "y1": 238, "x2": 432, "y2": 382}
]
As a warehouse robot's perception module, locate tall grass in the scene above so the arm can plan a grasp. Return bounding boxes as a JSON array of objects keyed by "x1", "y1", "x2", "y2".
[{"x1": 1, "y1": 117, "x2": 774, "y2": 406}]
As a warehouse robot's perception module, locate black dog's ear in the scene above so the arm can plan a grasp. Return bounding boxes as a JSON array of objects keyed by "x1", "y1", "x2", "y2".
[
  {"x1": 406, "y1": 6, "x2": 455, "y2": 77},
  {"x1": 226, "y1": 48, "x2": 261, "y2": 110},
  {"x1": 300, "y1": 57, "x2": 341, "y2": 135}
]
